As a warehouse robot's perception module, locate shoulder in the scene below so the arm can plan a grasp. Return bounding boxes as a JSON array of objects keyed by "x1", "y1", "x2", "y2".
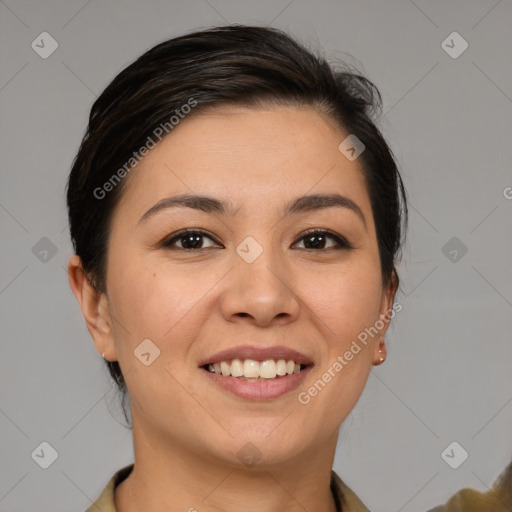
[
  {"x1": 332, "y1": 458, "x2": 512, "y2": 512},
  {"x1": 85, "y1": 461, "x2": 512, "y2": 512},
  {"x1": 428, "y1": 459, "x2": 512, "y2": 512},
  {"x1": 84, "y1": 463, "x2": 134, "y2": 512},
  {"x1": 331, "y1": 470, "x2": 371, "y2": 512}
]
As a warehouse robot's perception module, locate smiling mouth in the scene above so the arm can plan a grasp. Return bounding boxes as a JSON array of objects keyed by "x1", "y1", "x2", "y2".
[{"x1": 201, "y1": 358, "x2": 311, "y2": 381}]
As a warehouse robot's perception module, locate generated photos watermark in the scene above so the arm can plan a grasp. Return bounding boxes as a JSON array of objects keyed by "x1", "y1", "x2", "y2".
[
  {"x1": 298, "y1": 301, "x2": 403, "y2": 405},
  {"x1": 93, "y1": 97, "x2": 198, "y2": 200}
]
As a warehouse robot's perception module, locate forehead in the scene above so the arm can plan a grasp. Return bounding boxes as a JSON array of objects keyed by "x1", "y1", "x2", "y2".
[{"x1": 114, "y1": 106, "x2": 372, "y2": 224}]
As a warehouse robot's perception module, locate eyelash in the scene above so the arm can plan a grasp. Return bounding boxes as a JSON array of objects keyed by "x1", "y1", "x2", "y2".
[{"x1": 161, "y1": 228, "x2": 352, "y2": 251}]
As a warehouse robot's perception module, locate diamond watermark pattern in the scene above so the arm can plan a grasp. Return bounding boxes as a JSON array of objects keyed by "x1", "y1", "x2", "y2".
[
  {"x1": 441, "y1": 32, "x2": 468, "y2": 59},
  {"x1": 441, "y1": 441, "x2": 468, "y2": 469},
  {"x1": 31, "y1": 32, "x2": 59, "y2": 59},
  {"x1": 441, "y1": 236, "x2": 468, "y2": 263},
  {"x1": 134, "y1": 338, "x2": 161, "y2": 366},
  {"x1": 236, "y1": 236, "x2": 263, "y2": 264},
  {"x1": 338, "y1": 134, "x2": 365, "y2": 161},
  {"x1": 31, "y1": 441, "x2": 58, "y2": 469},
  {"x1": 32, "y1": 237, "x2": 58, "y2": 263},
  {"x1": 236, "y1": 442, "x2": 262, "y2": 467}
]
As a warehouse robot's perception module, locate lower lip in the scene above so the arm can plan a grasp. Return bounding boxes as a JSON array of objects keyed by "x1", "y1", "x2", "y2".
[{"x1": 200, "y1": 366, "x2": 313, "y2": 400}]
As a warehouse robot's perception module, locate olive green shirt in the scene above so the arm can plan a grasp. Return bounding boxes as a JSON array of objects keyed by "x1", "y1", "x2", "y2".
[{"x1": 85, "y1": 460, "x2": 512, "y2": 512}]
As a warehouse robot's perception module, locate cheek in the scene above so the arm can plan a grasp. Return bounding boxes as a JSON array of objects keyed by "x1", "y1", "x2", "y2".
[
  {"x1": 297, "y1": 266, "x2": 382, "y2": 430},
  {"x1": 109, "y1": 268, "x2": 183, "y2": 341},
  {"x1": 304, "y1": 259, "x2": 383, "y2": 341},
  {"x1": 107, "y1": 254, "x2": 219, "y2": 350}
]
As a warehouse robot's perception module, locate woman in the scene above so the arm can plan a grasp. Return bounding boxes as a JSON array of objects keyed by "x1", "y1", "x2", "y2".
[{"x1": 66, "y1": 24, "x2": 511, "y2": 512}]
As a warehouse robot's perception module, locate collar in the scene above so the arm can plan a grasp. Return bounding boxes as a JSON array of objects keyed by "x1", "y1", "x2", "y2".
[{"x1": 85, "y1": 463, "x2": 371, "y2": 512}]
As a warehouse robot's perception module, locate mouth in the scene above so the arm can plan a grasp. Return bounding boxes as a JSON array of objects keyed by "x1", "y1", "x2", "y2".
[
  {"x1": 200, "y1": 358, "x2": 311, "y2": 381},
  {"x1": 198, "y1": 345, "x2": 314, "y2": 400}
]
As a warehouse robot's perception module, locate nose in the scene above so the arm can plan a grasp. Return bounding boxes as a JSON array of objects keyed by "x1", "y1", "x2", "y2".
[{"x1": 218, "y1": 246, "x2": 301, "y2": 327}]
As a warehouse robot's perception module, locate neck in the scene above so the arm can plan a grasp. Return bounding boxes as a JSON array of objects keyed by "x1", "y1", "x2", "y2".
[{"x1": 115, "y1": 419, "x2": 340, "y2": 512}]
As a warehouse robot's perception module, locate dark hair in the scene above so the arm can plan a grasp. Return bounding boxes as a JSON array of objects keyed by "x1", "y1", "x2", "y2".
[{"x1": 66, "y1": 24, "x2": 408, "y2": 427}]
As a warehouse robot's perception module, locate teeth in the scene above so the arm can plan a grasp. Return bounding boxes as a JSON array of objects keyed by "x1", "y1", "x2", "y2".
[
  {"x1": 260, "y1": 360, "x2": 276, "y2": 379},
  {"x1": 276, "y1": 359, "x2": 287, "y2": 376},
  {"x1": 206, "y1": 358, "x2": 306, "y2": 379},
  {"x1": 231, "y1": 359, "x2": 243, "y2": 377},
  {"x1": 243, "y1": 359, "x2": 260, "y2": 378},
  {"x1": 221, "y1": 361, "x2": 230, "y2": 376}
]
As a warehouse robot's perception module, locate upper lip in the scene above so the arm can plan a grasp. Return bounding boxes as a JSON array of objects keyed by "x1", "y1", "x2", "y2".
[{"x1": 198, "y1": 345, "x2": 314, "y2": 367}]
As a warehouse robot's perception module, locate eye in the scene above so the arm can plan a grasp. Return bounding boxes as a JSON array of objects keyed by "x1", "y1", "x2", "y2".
[
  {"x1": 162, "y1": 229, "x2": 221, "y2": 250},
  {"x1": 293, "y1": 229, "x2": 352, "y2": 251},
  {"x1": 161, "y1": 228, "x2": 352, "y2": 251}
]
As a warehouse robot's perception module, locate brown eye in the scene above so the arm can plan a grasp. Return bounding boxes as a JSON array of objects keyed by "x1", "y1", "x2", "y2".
[
  {"x1": 293, "y1": 229, "x2": 352, "y2": 250},
  {"x1": 161, "y1": 228, "x2": 351, "y2": 251},
  {"x1": 162, "y1": 229, "x2": 220, "y2": 250}
]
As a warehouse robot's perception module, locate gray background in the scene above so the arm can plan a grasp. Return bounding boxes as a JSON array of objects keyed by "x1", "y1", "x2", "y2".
[{"x1": 1, "y1": 1, "x2": 511, "y2": 511}]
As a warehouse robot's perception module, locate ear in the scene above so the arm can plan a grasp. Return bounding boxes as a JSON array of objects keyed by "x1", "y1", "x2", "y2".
[
  {"x1": 372, "y1": 269, "x2": 400, "y2": 364},
  {"x1": 67, "y1": 254, "x2": 118, "y2": 361}
]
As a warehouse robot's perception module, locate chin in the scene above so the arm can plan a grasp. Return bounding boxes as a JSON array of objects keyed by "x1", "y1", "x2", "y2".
[{"x1": 220, "y1": 433, "x2": 308, "y2": 468}]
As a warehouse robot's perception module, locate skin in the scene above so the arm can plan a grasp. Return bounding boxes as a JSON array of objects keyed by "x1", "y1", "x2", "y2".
[{"x1": 68, "y1": 105, "x2": 398, "y2": 512}]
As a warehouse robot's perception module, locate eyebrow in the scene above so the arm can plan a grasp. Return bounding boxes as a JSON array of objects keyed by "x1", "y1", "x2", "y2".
[{"x1": 138, "y1": 192, "x2": 367, "y2": 230}]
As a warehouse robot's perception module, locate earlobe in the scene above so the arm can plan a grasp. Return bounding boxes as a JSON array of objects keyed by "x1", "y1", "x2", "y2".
[
  {"x1": 372, "y1": 271, "x2": 399, "y2": 365},
  {"x1": 67, "y1": 255, "x2": 117, "y2": 360},
  {"x1": 373, "y1": 344, "x2": 386, "y2": 365}
]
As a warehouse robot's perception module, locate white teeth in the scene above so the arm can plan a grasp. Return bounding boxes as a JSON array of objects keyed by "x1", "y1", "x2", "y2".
[
  {"x1": 220, "y1": 361, "x2": 230, "y2": 376},
  {"x1": 230, "y1": 359, "x2": 243, "y2": 377},
  {"x1": 206, "y1": 358, "x2": 306, "y2": 379},
  {"x1": 243, "y1": 359, "x2": 260, "y2": 378},
  {"x1": 260, "y1": 360, "x2": 276, "y2": 379},
  {"x1": 276, "y1": 359, "x2": 287, "y2": 376}
]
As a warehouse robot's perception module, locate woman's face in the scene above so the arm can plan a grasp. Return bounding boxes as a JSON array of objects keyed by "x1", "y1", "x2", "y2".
[{"x1": 74, "y1": 106, "x2": 397, "y2": 468}]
